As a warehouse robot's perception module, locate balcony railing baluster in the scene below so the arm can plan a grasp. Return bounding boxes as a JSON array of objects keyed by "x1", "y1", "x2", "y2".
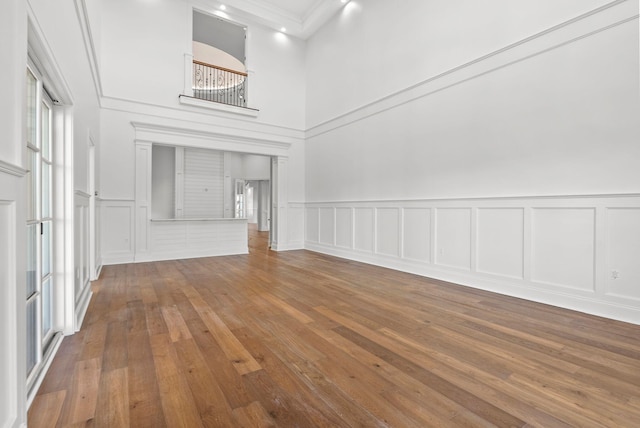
[{"x1": 192, "y1": 60, "x2": 247, "y2": 108}]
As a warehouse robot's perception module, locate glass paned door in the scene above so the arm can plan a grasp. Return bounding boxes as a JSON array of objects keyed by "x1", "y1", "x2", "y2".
[
  {"x1": 41, "y1": 99, "x2": 53, "y2": 341},
  {"x1": 25, "y1": 67, "x2": 41, "y2": 379},
  {"x1": 26, "y1": 65, "x2": 55, "y2": 388}
]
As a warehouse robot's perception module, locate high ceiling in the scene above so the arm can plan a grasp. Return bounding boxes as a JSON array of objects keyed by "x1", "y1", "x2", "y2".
[{"x1": 192, "y1": 0, "x2": 348, "y2": 39}]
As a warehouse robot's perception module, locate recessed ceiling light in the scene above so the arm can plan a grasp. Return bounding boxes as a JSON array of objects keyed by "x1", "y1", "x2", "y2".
[
  {"x1": 340, "y1": 0, "x2": 348, "y2": 3},
  {"x1": 280, "y1": 27, "x2": 286, "y2": 32},
  {"x1": 220, "y1": 4, "x2": 226, "y2": 10}
]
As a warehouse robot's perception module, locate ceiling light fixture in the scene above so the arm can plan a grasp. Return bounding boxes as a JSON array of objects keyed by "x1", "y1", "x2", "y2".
[
  {"x1": 280, "y1": 27, "x2": 286, "y2": 32},
  {"x1": 220, "y1": 4, "x2": 226, "y2": 10}
]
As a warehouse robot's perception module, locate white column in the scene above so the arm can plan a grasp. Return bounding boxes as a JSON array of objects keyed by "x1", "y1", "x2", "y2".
[
  {"x1": 271, "y1": 156, "x2": 288, "y2": 251},
  {"x1": 135, "y1": 142, "x2": 153, "y2": 259}
]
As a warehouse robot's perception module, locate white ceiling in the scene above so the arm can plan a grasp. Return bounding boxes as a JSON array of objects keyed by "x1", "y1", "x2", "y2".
[{"x1": 192, "y1": 0, "x2": 347, "y2": 39}]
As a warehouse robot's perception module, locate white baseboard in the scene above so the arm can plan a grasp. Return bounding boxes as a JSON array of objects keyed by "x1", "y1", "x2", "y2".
[{"x1": 75, "y1": 284, "x2": 93, "y2": 331}]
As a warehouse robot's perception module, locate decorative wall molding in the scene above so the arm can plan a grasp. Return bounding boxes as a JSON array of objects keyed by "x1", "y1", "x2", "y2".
[
  {"x1": 73, "y1": 0, "x2": 103, "y2": 102},
  {"x1": 74, "y1": 190, "x2": 91, "y2": 199},
  {"x1": 306, "y1": 0, "x2": 638, "y2": 138},
  {"x1": 99, "y1": 199, "x2": 135, "y2": 265},
  {"x1": 0, "y1": 159, "x2": 27, "y2": 177},
  {"x1": 74, "y1": 283, "x2": 92, "y2": 331},
  {"x1": 179, "y1": 95, "x2": 259, "y2": 117},
  {"x1": 132, "y1": 121, "x2": 293, "y2": 158},
  {"x1": 101, "y1": 95, "x2": 305, "y2": 141},
  {"x1": 26, "y1": 1, "x2": 75, "y2": 105},
  {"x1": 74, "y1": 193, "x2": 92, "y2": 333},
  {"x1": 305, "y1": 194, "x2": 640, "y2": 325}
]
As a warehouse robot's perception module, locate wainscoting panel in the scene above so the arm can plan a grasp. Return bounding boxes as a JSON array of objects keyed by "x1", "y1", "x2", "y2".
[
  {"x1": 100, "y1": 199, "x2": 135, "y2": 264},
  {"x1": 402, "y1": 208, "x2": 431, "y2": 263},
  {"x1": 476, "y1": 208, "x2": 524, "y2": 279},
  {"x1": 305, "y1": 207, "x2": 319, "y2": 243},
  {"x1": 287, "y1": 203, "x2": 305, "y2": 249},
  {"x1": 376, "y1": 208, "x2": 401, "y2": 257},
  {"x1": 354, "y1": 208, "x2": 374, "y2": 253},
  {"x1": 435, "y1": 208, "x2": 472, "y2": 271},
  {"x1": 335, "y1": 208, "x2": 353, "y2": 249},
  {"x1": 74, "y1": 192, "x2": 92, "y2": 329},
  {"x1": 607, "y1": 208, "x2": 640, "y2": 300},
  {"x1": 319, "y1": 207, "x2": 335, "y2": 246},
  {"x1": 531, "y1": 208, "x2": 596, "y2": 292},
  {"x1": 304, "y1": 195, "x2": 640, "y2": 325}
]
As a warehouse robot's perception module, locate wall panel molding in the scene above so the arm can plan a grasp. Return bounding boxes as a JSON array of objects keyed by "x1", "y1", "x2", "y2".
[
  {"x1": 74, "y1": 193, "x2": 92, "y2": 331},
  {"x1": 99, "y1": 199, "x2": 135, "y2": 265},
  {"x1": 0, "y1": 159, "x2": 27, "y2": 177},
  {"x1": 0, "y1": 200, "x2": 17, "y2": 428},
  {"x1": 286, "y1": 202, "x2": 305, "y2": 250},
  {"x1": 305, "y1": 194, "x2": 640, "y2": 325}
]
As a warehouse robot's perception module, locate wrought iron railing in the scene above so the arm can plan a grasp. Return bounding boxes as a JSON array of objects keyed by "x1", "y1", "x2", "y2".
[{"x1": 192, "y1": 60, "x2": 247, "y2": 108}]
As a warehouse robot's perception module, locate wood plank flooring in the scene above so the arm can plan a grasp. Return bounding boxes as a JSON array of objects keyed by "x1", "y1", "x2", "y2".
[{"x1": 29, "y1": 225, "x2": 640, "y2": 427}]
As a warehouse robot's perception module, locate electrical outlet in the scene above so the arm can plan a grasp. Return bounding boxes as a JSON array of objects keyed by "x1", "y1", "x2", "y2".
[{"x1": 611, "y1": 270, "x2": 620, "y2": 280}]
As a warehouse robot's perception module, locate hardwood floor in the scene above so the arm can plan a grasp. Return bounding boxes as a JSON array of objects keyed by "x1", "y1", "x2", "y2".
[{"x1": 29, "y1": 225, "x2": 640, "y2": 427}]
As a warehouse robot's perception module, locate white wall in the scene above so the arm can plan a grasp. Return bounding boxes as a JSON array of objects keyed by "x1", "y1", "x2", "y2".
[
  {"x1": 306, "y1": 0, "x2": 614, "y2": 126},
  {"x1": 304, "y1": 0, "x2": 640, "y2": 324}
]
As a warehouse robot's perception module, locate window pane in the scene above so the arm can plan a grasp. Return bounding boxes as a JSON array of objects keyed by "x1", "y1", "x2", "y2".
[
  {"x1": 41, "y1": 102, "x2": 50, "y2": 160},
  {"x1": 42, "y1": 221, "x2": 51, "y2": 278},
  {"x1": 26, "y1": 69, "x2": 37, "y2": 147},
  {"x1": 27, "y1": 224, "x2": 38, "y2": 297},
  {"x1": 26, "y1": 299, "x2": 38, "y2": 376},
  {"x1": 42, "y1": 162, "x2": 51, "y2": 219},
  {"x1": 27, "y1": 149, "x2": 38, "y2": 221},
  {"x1": 42, "y1": 277, "x2": 52, "y2": 337}
]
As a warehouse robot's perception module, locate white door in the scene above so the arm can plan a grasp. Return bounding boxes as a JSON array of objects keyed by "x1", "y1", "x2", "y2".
[{"x1": 25, "y1": 65, "x2": 56, "y2": 391}]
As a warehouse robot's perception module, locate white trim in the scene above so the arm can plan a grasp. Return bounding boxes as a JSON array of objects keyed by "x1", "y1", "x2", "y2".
[
  {"x1": 26, "y1": 4, "x2": 74, "y2": 105},
  {"x1": 131, "y1": 121, "x2": 292, "y2": 158},
  {"x1": 25, "y1": 333, "x2": 63, "y2": 409},
  {"x1": 73, "y1": 0, "x2": 102, "y2": 102},
  {"x1": 179, "y1": 95, "x2": 259, "y2": 117},
  {"x1": 101, "y1": 95, "x2": 304, "y2": 139},
  {"x1": 306, "y1": 193, "x2": 640, "y2": 206},
  {"x1": 74, "y1": 284, "x2": 92, "y2": 332},
  {"x1": 0, "y1": 160, "x2": 27, "y2": 177}
]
